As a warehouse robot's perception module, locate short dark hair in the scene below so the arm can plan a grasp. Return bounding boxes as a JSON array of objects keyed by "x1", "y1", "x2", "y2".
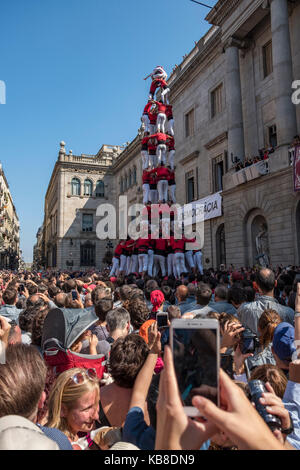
[
  {"x1": 127, "y1": 299, "x2": 150, "y2": 330},
  {"x1": 91, "y1": 286, "x2": 110, "y2": 304},
  {"x1": 227, "y1": 286, "x2": 246, "y2": 306},
  {"x1": 244, "y1": 286, "x2": 256, "y2": 302},
  {"x1": 94, "y1": 298, "x2": 114, "y2": 323},
  {"x1": 63, "y1": 279, "x2": 77, "y2": 293},
  {"x1": 3, "y1": 288, "x2": 18, "y2": 305},
  {"x1": 108, "y1": 334, "x2": 149, "y2": 388},
  {"x1": 196, "y1": 283, "x2": 212, "y2": 306},
  {"x1": 0, "y1": 344, "x2": 47, "y2": 419},
  {"x1": 214, "y1": 285, "x2": 228, "y2": 301},
  {"x1": 256, "y1": 269, "x2": 275, "y2": 293},
  {"x1": 31, "y1": 307, "x2": 49, "y2": 347},
  {"x1": 18, "y1": 306, "x2": 37, "y2": 332}
]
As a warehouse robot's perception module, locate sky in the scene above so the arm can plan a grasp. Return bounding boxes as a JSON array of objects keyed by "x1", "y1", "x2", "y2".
[{"x1": 0, "y1": 0, "x2": 216, "y2": 263}]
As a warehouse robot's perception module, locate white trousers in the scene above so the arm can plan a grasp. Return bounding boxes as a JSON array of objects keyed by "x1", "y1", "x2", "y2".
[
  {"x1": 185, "y1": 251, "x2": 195, "y2": 270},
  {"x1": 109, "y1": 257, "x2": 120, "y2": 277},
  {"x1": 174, "y1": 252, "x2": 186, "y2": 279},
  {"x1": 168, "y1": 184, "x2": 176, "y2": 203},
  {"x1": 154, "y1": 254, "x2": 166, "y2": 277},
  {"x1": 157, "y1": 113, "x2": 167, "y2": 133},
  {"x1": 125, "y1": 256, "x2": 131, "y2": 275},
  {"x1": 156, "y1": 144, "x2": 167, "y2": 165},
  {"x1": 194, "y1": 251, "x2": 203, "y2": 274},
  {"x1": 142, "y1": 150, "x2": 149, "y2": 170},
  {"x1": 149, "y1": 189, "x2": 158, "y2": 204},
  {"x1": 143, "y1": 183, "x2": 150, "y2": 204},
  {"x1": 167, "y1": 253, "x2": 175, "y2": 277},
  {"x1": 149, "y1": 153, "x2": 157, "y2": 168},
  {"x1": 119, "y1": 254, "x2": 127, "y2": 273},
  {"x1": 130, "y1": 254, "x2": 139, "y2": 274},
  {"x1": 147, "y1": 249, "x2": 154, "y2": 277},
  {"x1": 168, "y1": 149, "x2": 175, "y2": 170},
  {"x1": 161, "y1": 87, "x2": 170, "y2": 104},
  {"x1": 168, "y1": 118, "x2": 174, "y2": 136},
  {"x1": 141, "y1": 115, "x2": 150, "y2": 134},
  {"x1": 138, "y1": 253, "x2": 148, "y2": 273},
  {"x1": 157, "y1": 180, "x2": 168, "y2": 202}
]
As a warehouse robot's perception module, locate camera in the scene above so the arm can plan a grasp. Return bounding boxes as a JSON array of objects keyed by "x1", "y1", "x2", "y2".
[
  {"x1": 239, "y1": 328, "x2": 259, "y2": 355},
  {"x1": 248, "y1": 380, "x2": 281, "y2": 431}
]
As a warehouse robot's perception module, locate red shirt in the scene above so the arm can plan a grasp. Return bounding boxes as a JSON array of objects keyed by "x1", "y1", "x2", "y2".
[
  {"x1": 154, "y1": 166, "x2": 171, "y2": 181},
  {"x1": 114, "y1": 243, "x2": 123, "y2": 257},
  {"x1": 167, "y1": 136, "x2": 175, "y2": 150},
  {"x1": 155, "y1": 101, "x2": 167, "y2": 114},
  {"x1": 142, "y1": 170, "x2": 151, "y2": 184},
  {"x1": 150, "y1": 79, "x2": 168, "y2": 95},
  {"x1": 151, "y1": 132, "x2": 168, "y2": 143},
  {"x1": 136, "y1": 237, "x2": 151, "y2": 252},
  {"x1": 166, "y1": 105, "x2": 173, "y2": 119},
  {"x1": 143, "y1": 102, "x2": 153, "y2": 115},
  {"x1": 155, "y1": 238, "x2": 167, "y2": 252}
]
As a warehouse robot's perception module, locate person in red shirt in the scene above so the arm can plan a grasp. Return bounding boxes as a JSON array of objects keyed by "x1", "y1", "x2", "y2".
[
  {"x1": 166, "y1": 105, "x2": 174, "y2": 136},
  {"x1": 167, "y1": 166, "x2": 176, "y2": 203},
  {"x1": 148, "y1": 103, "x2": 158, "y2": 135},
  {"x1": 141, "y1": 100, "x2": 153, "y2": 135},
  {"x1": 153, "y1": 100, "x2": 167, "y2": 133},
  {"x1": 136, "y1": 237, "x2": 150, "y2": 277},
  {"x1": 109, "y1": 241, "x2": 124, "y2": 277},
  {"x1": 149, "y1": 78, "x2": 169, "y2": 104},
  {"x1": 129, "y1": 239, "x2": 139, "y2": 275},
  {"x1": 148, "y1": 169, "x2": 158, "y2": 204},
  {"x1": 151, "y1": 132, "x2": 168, "y2": 165},
  {"x1": 167, "y1": 135, "x2": 175, "y2": 170},
  {"x1": 141, "y1": 135, "x2": 149, "y2": 170},
  {"x1": 142, "y1": 169, "x2": 151, "y2": 204},
  {"x1": 153, "y1": 237, "x2": 167, "y2": 278},
  {"x1": 170, "y1": 236, "x2": 194, "y2": 279},
  {"x1": 150, "y1": 163, "x2": 171, "y2": 203}
]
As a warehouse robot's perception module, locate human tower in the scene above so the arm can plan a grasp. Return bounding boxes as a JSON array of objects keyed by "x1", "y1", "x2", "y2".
[{"x1": 109, "y1": 66, "x2": 203, "y2": 280}]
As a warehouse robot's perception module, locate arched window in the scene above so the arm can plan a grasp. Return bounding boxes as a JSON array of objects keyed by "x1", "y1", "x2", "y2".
[
  {"x1": 133, "y1": 166, "x2": 137, "y2": 185},
  {"x1": 96, "y1": 180, "x2": 105, "y2": 197},
  {"x1": 84, "y1": 179, "x2": 93, "y2": 196},
  {"x1": 71, "y1": 178, "x2": 81, "y2": 196}
]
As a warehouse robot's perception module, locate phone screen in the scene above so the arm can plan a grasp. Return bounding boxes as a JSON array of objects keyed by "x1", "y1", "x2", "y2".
[
  {"x1": 172, "y1": 323, "x2": 219, "y2": 409},
  {"x1": 71, "y1": 290, "x2": 77, "y2": 301},
  {"x1": 157, "y1": 313, "x2": 168, "y2": 328}
]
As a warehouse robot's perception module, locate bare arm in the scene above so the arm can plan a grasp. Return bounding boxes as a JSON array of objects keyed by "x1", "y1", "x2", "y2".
[{"x1": 129, "y1": 323, "x2": 161, "y2": 410}]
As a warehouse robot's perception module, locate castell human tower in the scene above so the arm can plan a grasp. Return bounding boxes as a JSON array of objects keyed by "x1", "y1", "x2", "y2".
[{"x1": 109, "y1": 66, "x2": 203, "y2": 279}]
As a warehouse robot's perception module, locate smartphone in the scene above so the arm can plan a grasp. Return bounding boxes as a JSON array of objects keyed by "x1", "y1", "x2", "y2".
[
  {"x1": 71, "y1": 290, "x2": 78, "y2": 301},
  {"x1": 170, "y1": 318, "x2": 220, "y2": 417},
  {"x1": 239, "y1": 329, "x2": 259, "y2": 355},
  {"x1": 156, "y1": 312, "x2": 168, "y2": 329}
]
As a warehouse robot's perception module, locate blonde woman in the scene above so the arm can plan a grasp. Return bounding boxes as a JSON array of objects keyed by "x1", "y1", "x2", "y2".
[{"x1": 47, "y1": 368, "x2": 100, "y2": 449}]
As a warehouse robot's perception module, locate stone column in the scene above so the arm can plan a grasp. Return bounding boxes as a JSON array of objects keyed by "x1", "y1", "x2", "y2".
[
  {"x1": 270, "y1": 0, "x2": 297, "y2": 147},
  {"x1": 224, "y1": 37, "x2": 245, "y2": 168}
]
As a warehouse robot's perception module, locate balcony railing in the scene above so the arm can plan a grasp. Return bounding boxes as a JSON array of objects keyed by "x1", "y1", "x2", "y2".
[{"x1": 224, "y1": 159, "x2": 269, "y2": 190}]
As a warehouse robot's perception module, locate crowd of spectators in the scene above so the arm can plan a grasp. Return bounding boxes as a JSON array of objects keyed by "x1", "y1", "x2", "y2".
[
  {"x1": 233, "y1": 146, "x2": 275, "y2": 172},
  {"x1": 0, "y1": 264, "x2": 300, "y2": 451}
]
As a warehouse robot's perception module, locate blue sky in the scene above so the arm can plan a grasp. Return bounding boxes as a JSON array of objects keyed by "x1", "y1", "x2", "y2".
[{"x1": 0, "y1": 0, "x2": 215, "y2": 262}]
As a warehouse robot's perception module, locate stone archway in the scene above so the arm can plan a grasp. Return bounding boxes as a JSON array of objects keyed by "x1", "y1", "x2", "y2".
[
  {"x1": 244, "y1": 209, "x2": 270, "y2": 267},
  {"x1": 216, "y1": 223, "x2": 226, "y2": 268}
]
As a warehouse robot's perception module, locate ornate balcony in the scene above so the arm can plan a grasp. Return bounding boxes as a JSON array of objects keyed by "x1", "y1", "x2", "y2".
[{"x1": 223, "y1": 159, "x2": 269, "y2": 191}]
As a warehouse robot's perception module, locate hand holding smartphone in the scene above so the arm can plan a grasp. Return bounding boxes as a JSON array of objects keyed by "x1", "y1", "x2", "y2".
[{"x1": 170, "y1": 318, "x2": 220, "y2": 417}]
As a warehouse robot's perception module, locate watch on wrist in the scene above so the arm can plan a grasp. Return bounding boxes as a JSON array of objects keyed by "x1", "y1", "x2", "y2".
[{"x1": 281, "y1": 413, "x2": 294, "y2": 436}]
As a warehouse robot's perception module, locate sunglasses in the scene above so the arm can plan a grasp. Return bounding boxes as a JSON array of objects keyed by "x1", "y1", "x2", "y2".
[{"x1": 69, "y1": 368, "x2": 98, "y2": 385}]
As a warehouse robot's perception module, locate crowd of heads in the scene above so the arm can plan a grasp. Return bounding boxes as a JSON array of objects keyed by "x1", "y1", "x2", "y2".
[{"x1": 0, "y1": 263, "x2": 300, "y2": 450}]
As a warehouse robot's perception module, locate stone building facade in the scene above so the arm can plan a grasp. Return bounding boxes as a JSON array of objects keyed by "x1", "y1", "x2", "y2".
[
  {"x1": 42, "y1": 142, "x2": 124, "y2": 271},
  {"x1": 0, "y1": 163, "x2": 20, "y2": 269},
  {"x1": 42, "y1": 0, "x2": 300, "y2": 271},
  {"x1": 163, "y1": 0, "x2": 300, "y2": 269}
]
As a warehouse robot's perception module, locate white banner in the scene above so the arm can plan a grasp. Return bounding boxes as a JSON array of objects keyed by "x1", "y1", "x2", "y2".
[{"x1": 184, "y1": 192, "x2": 222, "y2": 226}]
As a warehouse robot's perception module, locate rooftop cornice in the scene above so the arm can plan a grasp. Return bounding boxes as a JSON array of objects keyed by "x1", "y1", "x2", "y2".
[
  {"x1": 205, "y1": 0, "x2": 241, "y2": 26},
  {"x1": 169, "y1": 29, "x2": 222, "y2": 99}
]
